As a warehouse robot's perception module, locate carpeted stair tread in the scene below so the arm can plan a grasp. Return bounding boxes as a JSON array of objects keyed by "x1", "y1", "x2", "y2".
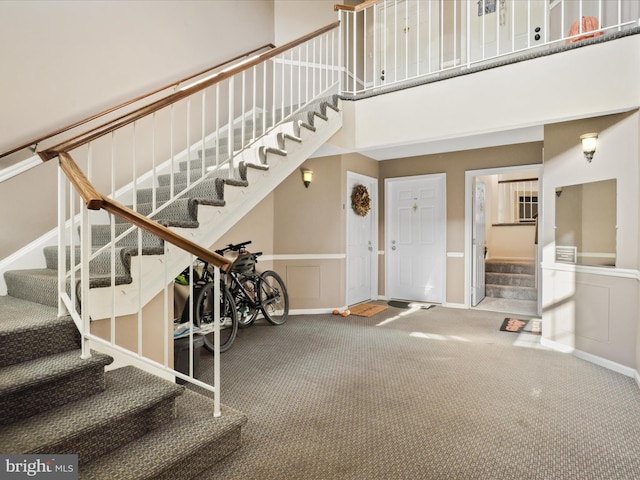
[
  {"x1": 0, "y1": 366, "x2": 184, "y2": 458},
  {"x1": 0, "y1": 350, "x2": 112, "y2": 397},
  {"x1": 485, "y1": 271, "x2": 536, "y2": 287},
  {"x1": 486, "y1": 284, "x2": 537, "y2": 301},
  {"x1": 0, "y1": 350, "x2": 113, "y2": 424},
  {"x1": 0, "y1": 295, "x2": 58, "y2": 335},
  {"x1": 156, "y1": 166, "x2": 244, "y2": 187},
  {"x1": 277, "y1": 132, "x2": 302, "y2": 149},
  {"x1": 80, "y1": 389, "x2": 248, "y2": 480},
  {"x1": 91, "y1": 224, "x2": 165, "y2": 250},
  {"x1": 0, "y1": 296, "x2": 78, "y2": 367},
  {"x1": 136, "y1": 178, "x2": 224, "y2": 204},
  {"x1": 4, "y1": 268, "x2": 63, "y2": 307},
  {"x1": 43, "y1": 246, "x2": 134, "y2": 277},
  {"x1": 485, "y1": 259, "x2": 535, "y2": 275},
  {"x1": 4, "y1": 268, "x2": 132, "y2": 307}
]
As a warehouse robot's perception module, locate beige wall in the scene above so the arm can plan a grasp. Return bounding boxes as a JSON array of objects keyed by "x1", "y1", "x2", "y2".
[
  {"x1": 271, "y1": 152, "x2": 378, "y2": 309},
  {"x1": 487, "y1": 225, "x2": 537, "y2": 260},
  {"x1": 542, "y1": 111, "x2": 640, "y2": 368},
  {"x1": 379, "y1": 142, "x2": 543, "y2": 305},
  {"x1": 0, "y1": 0, "x2": 275, "y2": 260},
  {"x1": 274, "y1": 0, "x2": 339, "y2": 45},
  {"x1": 91, "y1": 288, "x2": 174, "y2": 366},
  {"x1": 0, "y1": 0, "x2": 274, "y2": 155},
  {"x1": 215, "y1": 192, "x2": 276, "y2": 267},
  {"x1": 215, "y1": 151, "x2": 379, "y2": 310},
  {"x1": 480, "y1": 174, "x2": 538, "y2": 261}
]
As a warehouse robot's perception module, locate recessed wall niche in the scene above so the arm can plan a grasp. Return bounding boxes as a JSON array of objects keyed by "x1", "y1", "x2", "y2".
[{"x1": 555, "y1": 179, "x2": 616, "y2": 267}]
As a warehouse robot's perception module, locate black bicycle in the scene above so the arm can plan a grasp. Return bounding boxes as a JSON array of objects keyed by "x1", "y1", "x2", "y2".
[
  {"x1": 214, "y1": 241, "x2": 289, "y2": 328},
  {"x1": 178, "y1": 262, "x2": 238, "y2": 353}
]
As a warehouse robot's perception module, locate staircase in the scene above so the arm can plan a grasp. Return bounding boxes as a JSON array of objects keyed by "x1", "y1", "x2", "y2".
[
  {"x1": 485, "y1": 259, "x2": 537, "y2": 301},
  {"x1": 0, "y1": 295, "x2": 247, "y2": 479},
  {"x1": 0, "y1": 95, "x2": 342, "y2": 477},
  {"x1": 2, "y1": 95, "x2": 342, "y2": 318}
]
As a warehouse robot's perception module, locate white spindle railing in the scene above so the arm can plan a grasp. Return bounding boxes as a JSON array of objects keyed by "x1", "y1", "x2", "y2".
[
  {"x1": 496, "y1": 178, "x2": 539, "y2": 224},
  {"x1": 43, "y1": 23, "x2": 341, "y2": 417},
  {"x1": 337, "y1": 0, "x2": 639, "y2": 96}
]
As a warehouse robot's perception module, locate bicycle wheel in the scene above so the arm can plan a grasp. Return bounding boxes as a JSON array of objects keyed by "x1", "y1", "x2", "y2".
[
  {"x1": 232, "y1": 277, "x2": 259, "y2": 329},
  {"x1": 258, "y1": 270, "x2": 289, "y2": 325},
  {"x1": 183, "y1": 282, "x2": 238, "y2": 352}
]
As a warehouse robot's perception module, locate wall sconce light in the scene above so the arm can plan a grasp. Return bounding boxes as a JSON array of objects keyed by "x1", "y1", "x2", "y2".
[
  {"x1": 580, "y1": 132, "x2": 598, "y2": 162},
  {"x1": 555, "y1": 188, "x2": 563, "y2": 198},
  {"x1": 301, "y1": 169, "x2": 313, "y2": 188}
]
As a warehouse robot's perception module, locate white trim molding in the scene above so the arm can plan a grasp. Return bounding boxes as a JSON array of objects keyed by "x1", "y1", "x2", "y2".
[
  {"x1": 266, "y1": 253, "x2": 346, "y2": 261},
  {"x1": 541, "y1": 338, "x2": 637, "y2": 378},
  {"x1": 541, "y1": 262, "x2": 639, "y2": 280}
]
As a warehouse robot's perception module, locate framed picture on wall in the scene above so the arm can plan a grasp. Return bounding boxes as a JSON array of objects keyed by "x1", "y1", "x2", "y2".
[{"x1": 478, "y1": 0, "x2": 497, "y2": 16}]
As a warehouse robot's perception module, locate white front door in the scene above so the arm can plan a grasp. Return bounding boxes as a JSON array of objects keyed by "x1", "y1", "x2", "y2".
[
  {"x1": 471, "y1": 178, "x2": 486, "y2": 306},
  {"x1": 386, "y1": 174, "x2": 446, "y2": 303},
  {"x1": 346, "y1": 172, "x2": 378, "y2": 306}
]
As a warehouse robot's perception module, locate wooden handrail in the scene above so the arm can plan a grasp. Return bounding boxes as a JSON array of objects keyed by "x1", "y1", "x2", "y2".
[
  {"x1": 101, "y1": 197, "x2": 232, "y2": 272},
  {"x1": 0, "y1": 43, "x2": 275, "y2": 161},
  {"x1": 39, "y1": 21, "x2": 340, "y2": 161},
  {"x1": 334, "y1": 0, "x2": 379, "y2": 12},
  {"x1": 56, "y1": 152, "x2": 232, "y2": 271},
  {"x1": 57, "y1": 152, "x2": 103, "y2": 210}
]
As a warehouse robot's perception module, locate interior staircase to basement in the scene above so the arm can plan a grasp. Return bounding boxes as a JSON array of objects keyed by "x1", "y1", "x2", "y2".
[
  {"x1": 0, "y1": 95, "x2": 342, "y2": 478},
  {"x1": 485, "y1": 259, "x2": 537, "y2": 302}
]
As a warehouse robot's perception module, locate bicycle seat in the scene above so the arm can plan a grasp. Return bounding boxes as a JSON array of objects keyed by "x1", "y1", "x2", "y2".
[{"x1": 229, "y1": 253, "x2": 257, "y2": 273}]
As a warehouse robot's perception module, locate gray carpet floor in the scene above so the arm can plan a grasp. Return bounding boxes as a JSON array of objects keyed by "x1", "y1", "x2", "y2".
[{"x1": 193, "y1": 304, "x2": 640, "y2": 479}]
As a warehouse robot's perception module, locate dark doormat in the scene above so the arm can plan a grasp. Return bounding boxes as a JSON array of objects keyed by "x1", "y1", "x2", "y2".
[
  {"x1": 500, "y1": 317, "x2": 541, "y2": 334},
  {"x1": 388, "y1": 300, "x2": 435, "y2": 310}
]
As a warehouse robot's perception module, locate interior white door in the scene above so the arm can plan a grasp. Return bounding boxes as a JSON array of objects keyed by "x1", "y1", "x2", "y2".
[
  {"x1": 470, "y1": 0, "x2": 546, "y2": 62},
  {"x1": 386, "y1": 174, "x2": 446, "y2": 303},
  {"x1": 376, "y1": 0, "x2": 439, "y2": 86},
  {"x1": 471, "y1": 178, "x2": 486, "y2": 306},
  {"x1": 347, "y1": 172, "x2": 377, "y2": 306}
]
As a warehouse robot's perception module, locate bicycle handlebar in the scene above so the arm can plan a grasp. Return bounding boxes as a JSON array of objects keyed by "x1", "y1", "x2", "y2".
[{"x1": 214, "y1": 240, "x2": 252, "y2": 255}]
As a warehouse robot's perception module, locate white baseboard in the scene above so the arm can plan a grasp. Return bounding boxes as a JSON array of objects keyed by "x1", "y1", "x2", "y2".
[
  {"x1": 443, "y1": 302, "x2": 467, "y2": 309},
  {"x1": 541, "y1": 337, "x2": 637, "y2": 379},
  {"x1": 289, "y1": 308, "x2": 343, "y2": 315}
]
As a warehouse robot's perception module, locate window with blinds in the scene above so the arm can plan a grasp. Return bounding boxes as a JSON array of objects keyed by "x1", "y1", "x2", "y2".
[{"x1": 497, "y1": 178, "x2": 538, "y2": 224}]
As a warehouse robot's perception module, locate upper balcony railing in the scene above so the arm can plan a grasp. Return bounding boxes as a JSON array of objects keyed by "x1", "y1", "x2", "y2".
[{"x1": 335, "y1": 0, "x2": 640, "y2": 96}]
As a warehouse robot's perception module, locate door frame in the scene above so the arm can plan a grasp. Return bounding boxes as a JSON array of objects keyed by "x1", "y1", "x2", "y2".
[
  {"x1": 346, "y1": 171, "x2": 378, "y2": 305},
  {"x1": 471, "y1": 177, "x2": 486, "y2": 307},
  {"x1": 464, "y1": 164, "x2": 543, "y2": 313},
  {"x1": 385, "y1": 173, "x2": 447, "y2": 303}
]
